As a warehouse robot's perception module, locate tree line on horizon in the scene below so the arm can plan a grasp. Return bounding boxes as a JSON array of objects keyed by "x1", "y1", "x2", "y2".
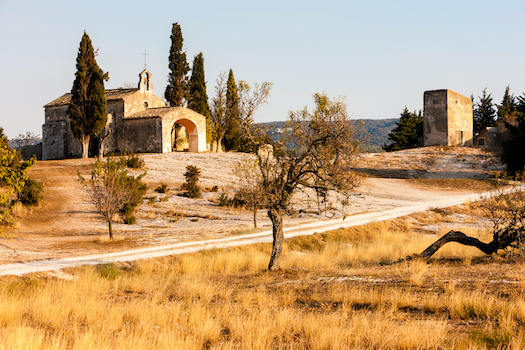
[{"x1": 382, "y1": 86, "x2": 525, "y2": 174}]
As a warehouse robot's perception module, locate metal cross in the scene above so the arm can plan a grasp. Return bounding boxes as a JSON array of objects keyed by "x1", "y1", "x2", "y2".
[{"x1": 142, "y1": 50, "x2": 149, "y2": 69}]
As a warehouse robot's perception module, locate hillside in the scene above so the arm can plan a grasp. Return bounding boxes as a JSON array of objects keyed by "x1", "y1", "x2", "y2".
[{"x1": 259, "y1": 118, "x2": 398, "y2": 151}]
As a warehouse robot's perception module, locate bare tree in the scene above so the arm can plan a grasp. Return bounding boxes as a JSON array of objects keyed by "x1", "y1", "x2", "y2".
[
  {"x1": 210, "y1": 74, "x2": 272, "y2": 152},
  {"x1": 234, "y1": 155, "x2": 267, "y2": 228},
  {"x1": 78, "y1": 158, "x2": 146, "y2": 239},
  {"x1": 244, "y1": 93, "x2": 365, "y2": 270},
  {"x1": 210, "y1": 73, "x2": 228, "y2": 152},
  {"x1": 420, "y1": 175, "x2": 525, "y2": 259}
]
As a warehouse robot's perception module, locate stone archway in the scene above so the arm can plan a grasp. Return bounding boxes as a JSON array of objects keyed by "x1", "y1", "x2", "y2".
[
  {"x1": 161, "y1": 107, "x2": 207, "y2": 153},
  {"x1": 171, "y1": 118, "x2": 198, "y2": 152}
]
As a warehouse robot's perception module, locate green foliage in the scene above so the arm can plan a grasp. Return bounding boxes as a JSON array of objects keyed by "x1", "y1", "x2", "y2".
[
  {"x1": 382, "y1": 107, "x2": 423, "y2": 152},
  {"x1": 497, "y1": 86, "x2": 516, "y2": 123},
  {"x1": 68, "y1": 31, "x2": 109, "y2": 158},
  {"x1": 223, "y1": 69, "x2": 241, "y2": 151},
  {"x1": 18, "y1": 178, "x2": 43, "y2": 207},
  {"x1": 1, "y1": 134, "x2": 35, "y2": 233},
  {"x1": 97, "y1": 264, "x2": 120, "y2": 280},
  {"x1": 501, "y1": 96, "x2": 525, "y2": 174},
  {"x1": 78, "y1": 158, "x2": 146, "y2": 238},
  {"x1": 187, "y1": 53, "x2": 211, "y2": 143},
  {"x1": 182, "y1": 165, "x2": 201, "y2": 198},
  {"x1": 155, "y1": 183, "x2": 168, "y2": 193},
  {"x1": 473, "y1": 88, "x2": 496, "y2": 134},
  {"x1": 164, "y1": 23, "x2": 189, "y2": 107},
  {"x1": 123, "y1": 153, "x2": 145, "y2": 169}
]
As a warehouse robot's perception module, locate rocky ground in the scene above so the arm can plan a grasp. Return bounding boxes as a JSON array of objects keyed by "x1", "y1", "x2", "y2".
[{"x1": 0, "y1": 146, "x2": 503, "y2": 266}]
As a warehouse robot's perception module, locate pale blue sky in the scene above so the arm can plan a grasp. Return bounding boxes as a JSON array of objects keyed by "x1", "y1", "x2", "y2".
[{"x1": 2, "y1": 0, "x2": 525, "y2": 139}]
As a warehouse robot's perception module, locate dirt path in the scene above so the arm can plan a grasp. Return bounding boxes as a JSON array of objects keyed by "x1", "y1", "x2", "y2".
[
  {"x1": 0, "y1": 189, "x2": 485, "y2": 276},
  {"x1": 0, "y1": 147, "x2": 503, "y2": 275}
]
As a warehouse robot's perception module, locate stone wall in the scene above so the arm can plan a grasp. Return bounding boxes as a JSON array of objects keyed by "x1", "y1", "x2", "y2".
[
  {"x1": 119, "y1": 117, "x2": 163, "y2": 153},
  {"x1": 423, "y1": 89, "x2": 473, "y2": 146}
]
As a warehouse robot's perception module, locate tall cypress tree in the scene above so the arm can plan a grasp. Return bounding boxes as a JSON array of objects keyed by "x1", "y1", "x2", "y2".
[
  {"x1": 187, "y1": 53, "x2": 211, "y2": 143},
  {"x1": 382, "y1": 107, "x2": 423, "y2": 152},
  {"x1": 223, "y1": 69, "x2": 241, "y2": 151},
  {"x1": 497, "y1": 86, "x2": 516, "y2": 123},
  {"x1": 165, "y1": 23, "x2": 189, "y2": 107},
  {"x1": 68, "y1": 31, "x2": 108, "y2": 159},
  {"x1": 473, "y1": 88, "x2": 496, "y2": 134}
]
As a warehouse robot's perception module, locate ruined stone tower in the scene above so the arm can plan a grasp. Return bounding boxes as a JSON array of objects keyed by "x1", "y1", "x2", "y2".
[{"x1": 423, "y1": 89, "x2": 473, "y2": 147}]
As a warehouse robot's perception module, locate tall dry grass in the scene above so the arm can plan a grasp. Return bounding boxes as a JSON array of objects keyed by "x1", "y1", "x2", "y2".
[{"x1": 0, "y1": 216, "x2": 524, "y2": 349}]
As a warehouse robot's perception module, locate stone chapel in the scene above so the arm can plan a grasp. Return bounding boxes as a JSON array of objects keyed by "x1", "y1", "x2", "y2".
[{"x1": 42, "y1": 69, "x2": 207, "y2": 160}]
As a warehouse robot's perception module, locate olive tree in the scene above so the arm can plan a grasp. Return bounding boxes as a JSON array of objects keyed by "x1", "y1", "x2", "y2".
[
  {"x1": 420, "y1": 175, "x2": 525, "y2": 259},
  {"x1": 244, "y1": 93, "x2": 365, "y2": 270},
  {"x1": 78, "y1": 158, "x2": 146, "y2": 239}
]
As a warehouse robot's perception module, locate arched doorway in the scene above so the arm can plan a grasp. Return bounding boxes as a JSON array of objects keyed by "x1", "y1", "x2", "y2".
[{"x1": 170, "y1": 118, "x2": 199, "y2": 152}]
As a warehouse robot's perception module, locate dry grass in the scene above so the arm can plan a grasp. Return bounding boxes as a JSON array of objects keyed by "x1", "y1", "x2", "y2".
[
  {"x1": 407, "y1": 178, "x2": 497, "y2": 191},
  {"x1": 1, "y1": 209, "x2": 525, "y2": 349}
]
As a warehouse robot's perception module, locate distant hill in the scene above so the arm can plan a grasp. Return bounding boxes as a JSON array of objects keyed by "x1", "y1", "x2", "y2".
[{"x1": 258, "y1": 118, "x2": 398, "y2": 152}]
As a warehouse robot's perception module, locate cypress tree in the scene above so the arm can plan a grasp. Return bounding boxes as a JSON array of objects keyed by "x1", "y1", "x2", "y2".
[
  {"x1": 68, "y1": 31, "x2": 108, "y2": 159},
  {"x1": 223, "y1": 69, "x2": 241, "y2": 151},
  {"x1": 382, "y1": 107, "x2": 423, "y2": 152},
  {"x1": 187, "y1": 53, "x2": 211, "y2": 143},
  {"x1": 165, "y1": 23, "x2": 189, "y2": 107},
  {"x1": 497, "y1": 86, "x2": 516, "y2": 123},
  {"x1": 502, "y1": 95, "x2": 525, "y2": 174},
  {"x1": 473, "y1": 88, "x2": 496, "y2": 134}
]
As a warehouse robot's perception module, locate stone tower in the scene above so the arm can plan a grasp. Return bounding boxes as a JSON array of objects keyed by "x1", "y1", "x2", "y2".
[{"x1": 423, "y1": 89, "x2": 473, "y2": 147}]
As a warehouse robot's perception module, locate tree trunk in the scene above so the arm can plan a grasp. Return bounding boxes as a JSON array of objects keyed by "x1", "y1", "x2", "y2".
[
  {"x1": 98, "y1": 128, "x2": 111, "y2": 160},
  {"x1": 267, "y1": 208, "x2": 284, "y2": 270},
  {"x1": 253, "y1": 207, "x2": 258, "y2": 229},
  {"x1": 81, "y1": 134, "x2": 90, "y2": 159},
  {"x1": 108, "y1": 219, "x2": 113, "y2": 240},
  {"x1": 420, "y1": 230, "x2": 499, "y2": 259},
  {"x1": 216, "y1": 137, "x2": 223, "y2": 153}
]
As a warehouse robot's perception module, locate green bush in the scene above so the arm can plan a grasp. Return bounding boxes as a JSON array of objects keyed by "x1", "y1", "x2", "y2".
[
  {"x1": 155, "y1": 183, "x2": 168, "y2": 193},
  {"x1": 120, "y1": 174, "x2": 147, "y2": 225},
  {"x1": 18, "y1": 178, "x2": 43, "y2": 207},
  {"x1": 123, "y1": 153, "x2": 145, "y2": 169},
  {"x1": 182, "y1": 165, "x2": 201, "y2": 199}
]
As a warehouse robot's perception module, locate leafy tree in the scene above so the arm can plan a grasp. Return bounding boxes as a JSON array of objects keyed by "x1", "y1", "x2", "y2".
[
  {"x1": 473, "y1": 88, "x2": 496, "y2": 134},
  {"x1": 187, "y1": 53, "x2": 211, "y2": 143},
  {"x1": 234, "y1": 155, "x2": 267, "y2": 228},
  {"x1": 165, "y1": 23, "x2": 189, "y2": 107},
  {"x1": 0, "y1": 134, "x2": 35, "y2": 234},
  {"x1": 501, "y1": 94, "x2": 525, "y2": 174},
  {"x1": 223, "y1": 69, "x2": 241, "y2": 151},
  {"x1": 497, "y1": 86, "x2": 516, "y2": 123},
  {"x1": 68, "y1": 31, "x2": 109, "y2": 159},
  {"x1": 78, "y1": 158, "x2": 146, "y2": 239},
  {"x1": 382, "y1": 107, "x2": 423, "y2": 152},
  {"x1": 210, "y1": 72, "x2": 272, "y2": 153},
  {"x1": 244, "y1": 93, "x2": 365, "y2": 270}
]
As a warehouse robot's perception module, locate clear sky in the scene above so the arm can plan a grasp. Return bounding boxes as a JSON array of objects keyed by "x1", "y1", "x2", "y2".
[{"x1": 2, "y1": 0, "x2": 525, "y2": 139}]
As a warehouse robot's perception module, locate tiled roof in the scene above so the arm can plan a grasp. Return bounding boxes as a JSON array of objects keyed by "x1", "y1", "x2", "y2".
[
  {"x1": 125, "y1": 107, "x2": 181, "y2": 119},
  {"x1": 44, "y1": 88, "x2": 139, "y2": 107}
]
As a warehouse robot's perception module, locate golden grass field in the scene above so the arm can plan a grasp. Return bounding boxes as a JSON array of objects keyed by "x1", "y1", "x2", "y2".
[{"x1": 1, "y1": 206, "x2": 525, "y2": 350}]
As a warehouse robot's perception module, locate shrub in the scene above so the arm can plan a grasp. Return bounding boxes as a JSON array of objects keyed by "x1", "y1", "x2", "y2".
[
  {"x1": 123, "y1": 153, "x2": 145, "y2": 169},
  {"x1": 18, "y1": 178, "x2": 43, "y2": 207},
  {"x1": 120, "y1": 176, "x2": 147, "y2": 224},
  {"x1": 182, "y1": 165, "x2": 201, "y2": 198},
  {"x1": 155, "y1": 183, "x2": 168, "y2": 193}
]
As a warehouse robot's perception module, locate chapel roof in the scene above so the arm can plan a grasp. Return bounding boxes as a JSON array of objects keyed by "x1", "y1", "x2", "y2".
[
  {"x1": 125, "y1": 107, "x2": 183, "y2": 119},
  {"x1": 44, "y1": 88, "x2": 139, "y2": 107}
]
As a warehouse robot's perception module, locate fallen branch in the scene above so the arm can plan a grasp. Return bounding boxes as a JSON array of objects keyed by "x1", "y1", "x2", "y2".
[{"x1": 420, "y1": 230, "x2": 499, "y2": 259}]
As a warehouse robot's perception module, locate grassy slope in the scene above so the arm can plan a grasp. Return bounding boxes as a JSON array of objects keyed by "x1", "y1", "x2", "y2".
[{"x1": 1, "y1": 205, "x2": 524, "y2": 349}]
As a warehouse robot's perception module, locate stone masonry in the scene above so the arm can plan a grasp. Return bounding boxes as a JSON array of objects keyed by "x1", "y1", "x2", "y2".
[
  {"x1": 42, "y1": 70, "x2": 207, "y2": 159},
  {"x1": 423, "y1": 89, "x2": 473, "y2": 147}
]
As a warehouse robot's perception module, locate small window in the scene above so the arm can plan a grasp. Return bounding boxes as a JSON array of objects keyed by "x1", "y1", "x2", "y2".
[
  {"x1": 478, "y1": 138, "x2": 485, "y2": 146},
  {"x1": 144, "y1": 101, "x2": 149, "y2": 108}
]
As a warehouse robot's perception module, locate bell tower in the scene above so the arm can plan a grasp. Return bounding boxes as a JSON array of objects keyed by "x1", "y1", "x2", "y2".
[{"x1": 138, "y1": 69, "x2": 153, "y2": 93}]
